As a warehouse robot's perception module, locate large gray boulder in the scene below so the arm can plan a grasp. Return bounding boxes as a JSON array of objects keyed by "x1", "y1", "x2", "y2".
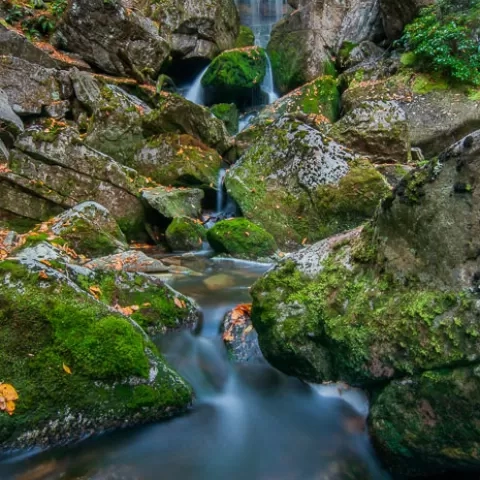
[
  {"x1": 142, "y1": 186, "x2": 204, "y2": 219},
  {"x1": 250, "y1": 129, "x2": 480, "y2": 474},
  {"x1": 134, "y1": 0, "x2": 239, "y2": 60},
  {"x1": 55, "y1": 0, "x2": 170, "y2": 79},
  {"x1": 0, "y1": 56, "x2": 72, "y2": 116},
  {"x1": 225, "y1": 116, "x2": 389, "y2": 247},
  {"x1": 267, "y1": 0, "x2": 384, "y2": 93},
  {"x1": 0, "y1": 124, "x2": 144, "y2": 230}
]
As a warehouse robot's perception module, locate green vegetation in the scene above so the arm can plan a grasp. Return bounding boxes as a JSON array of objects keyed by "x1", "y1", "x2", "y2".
[
  {"x1": 400, "y1": 1, "x2": 480, "y2": 85},
  {"x1": 210, "y1": 103, "x2": 239, "y2": 135},
  {"x1": 5, "y1": 0, "x2": 67, "y2": 39},
  {"x1": 235, "y1": 25, "x2": 255, "y2": 48},
  {"x1": 202, "y1": 47, "x2": 267, "y2": 93},
  {"x1": 207, "y1": 218, "x2": 277, "y2": 259},
  {"x1": 166, "y1": 216, "x2": 206, "y2": 252},
  {"x1": 252, "y1": 238, "x2": 474, "y2": 385},
  {"x1": 0, "y1": 260, "x2": 192, "y2": 448}
]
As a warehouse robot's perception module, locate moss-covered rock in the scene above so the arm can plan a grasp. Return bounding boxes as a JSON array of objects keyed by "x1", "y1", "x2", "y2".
[
  {"x1": 235, "y1": 25, "x2": 255, "y2": 48},
  {"x1": 141, "y1": 186, "x2": 204, "y2": 219},
  {"x1": 0, "y1": 259, "x2": 192, "y2": 451},
  {"x1": 370, "y1": 366, "x2": 480, "y2": 474},
  {"x1": 48, "y1": 202, "x2": 128, "y2": 258},
  {"x1": 133, "y1": 133, "x2": 223, "y2": 188},
  {"x1": 201, "y1": 47, "x2": 267, "y2": 106},
  {"x1": 226, "y1": 117, "x2": 389, "y2": 247},
  {"x1": 141, "y1": 0, "x2": 239, "y2": 61},
  {"x1": 142, "y1": 92, "x2": 232, "y2": 155},
  {"x1": 234, "y1": 75, "x2": 340, "y2": 156},
  {"x1": 166, "y1": 217, "x2": 206, "y2": 252},
  {"x1": 206, "y1": 218, "x2": 277, "y2": 259},
  {"x1": 250, "y1": 129, "x2": 480, "y2": 474},
  {"x1": 210, "y1": 103, "x2": 239, "y2": 135},
  {"x1": 328, "y1": 100, "x2": 412, "y2": 164},
  {"x1": 341, "y1": 71, "x2": 480, "y2": 157}
]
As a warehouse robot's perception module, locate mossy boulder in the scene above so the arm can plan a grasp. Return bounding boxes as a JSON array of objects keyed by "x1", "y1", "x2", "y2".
[
  {"x1": 72, "y1": 71, "x2": 151, "y2": 167},
  {"x1": 48, "y1": 202, "x2": 128, "y2": 258},
  {"x1": 210, "y1": 103, "x2": 239, "y2": 135},
  {"x1": 201, "y1": 47, "x2": 267, "y2": 106},
  {"x1": 250, "y1": 129, "x2": 480, "y2": 474},
  {"x1": 226, "y1": 117, "x2": 390, "y2": 247},
  {"x1": 166, "y1": 217, "x2": 206, "y2": 252},
  {"x1": 142, "y1": 0, "x2": 239, "y2": 61},
  {"x1": 206, "y1": 218, "x2": 277, "y2": 259},
  {"x1": 0, "y1": 259, "x2": 192, "y2": 451},
  {"x1": 342, "y1": 71, "x2": 480, "y2": 157},
  {"x1": 141, "y1": 186, "x2": 204, "y2": 219},
  {"x1": 235, "y1": 26, "x2": 255, "y2": 48},
  {"x1": 328, "y1": 100, "x2": 412, "y2": 164},
  {"x1": 142, "y1": 92, "x2": 232, "y2": 155},
  {"x1": 133, "y1": 133, "x2": 223, "y2": 188},
  {"x1": 370, "y1": 366, "x2": 480, "y2": 474},
  {"x1": 235, "y1": 75, "x2": 340, "y2": 156},
  {"x1": 57, "y1": 0, "x2": 170, "y2": 79}
]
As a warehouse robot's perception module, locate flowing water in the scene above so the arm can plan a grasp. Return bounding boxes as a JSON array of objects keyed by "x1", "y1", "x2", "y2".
[
  {"x1": 1, "y1": 257, "x2": 389, "y2": 480},
  {"x1": 183, "y1": 0, "x2": 285, "y2": 108}
]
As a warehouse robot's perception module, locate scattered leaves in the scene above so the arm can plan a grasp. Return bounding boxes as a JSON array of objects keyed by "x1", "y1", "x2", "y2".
[{"x1": 62, "y1": 363, "x2": 72, "y2": 375}]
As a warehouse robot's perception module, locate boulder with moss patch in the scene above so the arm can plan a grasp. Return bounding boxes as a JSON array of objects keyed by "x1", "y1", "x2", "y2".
[
  {"x1": 250, "y1": 129, "x2": 480, "y2": 474},
  {"x1": 0, "y1": 55, "x2": 72, "y2": 117},
  {"x1": 342, "y1": 71, "x2": 480, "y2": 157},
  {"x1": 142, "y1": 186, "x2": 204, "y2": 220},
  {"x1": 142, "y1": 92, "x2": 232, "y2": 156},
  {"x1": 328, "y1": 100, "x2": 411, "y2": 164},
  {"x1": 0, "y1": 256, "x2": 192, "y2": 452},
  {"x1": 133, "y1": 133, "x2": 222, "y2": 188},
  {"x1": 0, "y1": 123, "x2": 145, "y2": 232},
  {"x1": 267, "y1": 0, "x2": 383, "y2": 94},
  {"x1": 226, "y1": 116, "x2": 389, "y2": 248},
  {"x1": 48, "y1": 202, "x2": 129, "y2": 257},
  {"x1": 206, "y1": 218, "x2": 277, "y2": 259},
  {"x1": 210, "y1": 104, "x2": 239, "y2": 135},
  {"x1": 234, "y1": 76, "x2": 340, "y2": 158},
  {"x1": 56, "y1": 0, "x2": 170, "y2": 79},
  {"x1": 201, "y1": 47, "x2": 267, "y2": 106},
  {"x1": 166, "y1": 217, "x2": 206, "y2": 252},
  {"x1": 136, "y1": 0, "x2": 239, "y2": 61}
]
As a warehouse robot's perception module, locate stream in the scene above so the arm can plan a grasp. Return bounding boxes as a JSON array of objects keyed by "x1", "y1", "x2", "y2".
[{"x1": 0, "y1": 256, "x2": 389, "y2": 480}]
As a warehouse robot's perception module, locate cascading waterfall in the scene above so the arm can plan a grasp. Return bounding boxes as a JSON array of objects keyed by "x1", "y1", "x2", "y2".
[
  {"x1": 185, "y1": 65, "x2": 209, "y2": 104},
  {"x1": 216, "y1": 168, "x2": 227, "y2": 214}
]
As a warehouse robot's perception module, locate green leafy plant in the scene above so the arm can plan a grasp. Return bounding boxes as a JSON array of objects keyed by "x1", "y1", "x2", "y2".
[{"x1": 399, "y1": 0, "x2": 480, "y2": 85}]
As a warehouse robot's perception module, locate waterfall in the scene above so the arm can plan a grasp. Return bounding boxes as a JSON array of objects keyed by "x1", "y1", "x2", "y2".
[
  {"x1": 185, "y1": 65, "x2": 209, "y2": 105},
  {"x1": 262, "y1": 55, "x2": 278, "y2": 104},
  {"x1": 216, "y1": 168, "x2": 227, "y2": 213}
]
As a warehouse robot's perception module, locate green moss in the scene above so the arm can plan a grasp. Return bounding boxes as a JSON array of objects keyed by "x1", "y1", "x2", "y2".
[
  {"x1": 210, "y1": 103, "x2": 239, "y2": 135},
  {"x1": 166, "y1": 217, "x2": 206, "y2": 252},
  {"x1": 74, "y1": 270, "x2": 191, "y2": 333},
  {"x1": 202, "y1": 47, "x2": 267, "y2": 90},
  {"x1": 0, "y1": 260, "x2": 192, "y2": 448},
  {"x1": 235, "y1": 25, "x2": 255, "y2": 48},
  {"x1": 252, "y1": 242, "x2": 474, "y2": 385},
  {"x1": 411, "y1": 73, "x2": 449, "y2": 95},
  {"x1": 338, "y1": 41, "x2": 358, "y2": 66},
  {"x1": 206, "y1": 218, "x2": 277, "y2": 259}
]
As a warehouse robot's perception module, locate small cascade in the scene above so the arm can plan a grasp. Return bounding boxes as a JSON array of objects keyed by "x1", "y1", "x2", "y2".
[
  {"x1": 185, "y1": 65, "x2": 209, "y2": 105},
  {"x1": 262, "y1": 54, "x2": 279, "y2": 104},
  {"x1": 216, "y1": 168, "x2": 227, "y2": 213}
]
